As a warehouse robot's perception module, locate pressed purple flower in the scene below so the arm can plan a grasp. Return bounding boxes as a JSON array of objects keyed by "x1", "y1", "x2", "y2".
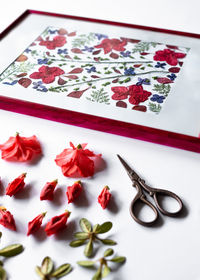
[
  {"x1": 167, "y1": 73, "x2": 177, "y2": 81},
  {"x1": 150, "y1": 94, "x2": 165, "y2": 103},
  {"x1": 37, "y1": 58, "x2": 49, "y2": 65},
  {"x1": 136, "y1": 77, "x2": 150, "y2": 86},
  {"x1": 86, "y1": 66, "x2": 96, "y2": 73},
  {"x1": 82, "y1": 46, "x2": 94, "y2": 52},
  {"x1": 95, "y1": 33, "x2": 108, "y2": 40},
  {"x1": 120, "y1": 51, "x2": 131, "y2": 57},
  {"x1": 124, "y1": 67, "x2": 135, "y2": 76},
  {"x1": 57, "y1": 48, "x2": 68, "y2": 54},
  {"x1": 155, "y1": 62, "x2": 167, "y2": 69}
]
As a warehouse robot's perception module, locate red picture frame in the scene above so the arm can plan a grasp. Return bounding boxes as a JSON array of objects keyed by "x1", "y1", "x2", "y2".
[{"x1": 1, "y1": 9, "x2": 200, "y2": 153}]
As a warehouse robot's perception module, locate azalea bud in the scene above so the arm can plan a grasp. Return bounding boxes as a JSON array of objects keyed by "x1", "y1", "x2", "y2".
[{"x1": 98, "y1": 186, "x2": 111, "y2": 209}]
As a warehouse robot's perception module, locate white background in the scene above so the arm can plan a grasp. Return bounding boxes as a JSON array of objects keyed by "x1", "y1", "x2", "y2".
[{"x1": 1, "y1": 1, "x2": 200, "y2": 280}]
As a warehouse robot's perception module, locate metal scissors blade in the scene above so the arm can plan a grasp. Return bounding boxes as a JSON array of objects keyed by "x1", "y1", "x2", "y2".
[{"x1": 117, "y1": 154, "x2": 140, "y2": 182}]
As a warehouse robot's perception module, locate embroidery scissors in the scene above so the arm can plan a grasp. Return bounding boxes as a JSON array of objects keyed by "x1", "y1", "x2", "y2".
[{"x1": 117, "y1": 155, "x2": 183, "y2": 226}]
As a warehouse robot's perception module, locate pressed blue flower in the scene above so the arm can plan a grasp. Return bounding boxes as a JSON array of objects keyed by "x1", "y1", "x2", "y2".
[
  {"x1": 57, "y1": 48, "x2": 68, "y2": 54},
  {"x1": 32, "y1": 81, "x2": 43, "y2": 89},
  {"x1": 124, "y1": 67, "x2": 135, "y2": 76},
  {"x1": 32, "y1": 81, "x2": 48, "y2": 92},
  {"x1": 37, "y1": 87, "x2": 48, "y2": 92},
  {"x1": 3, "y1": 80, "x2": 18, "y2": 86},
  {"x1": 25, "y1": 48, "x2": 31, "y2": 53},
  {"x1": 120, "y1": 51, "x2": 131, "y2": 57},
  {"x1": 155, "y1": 62, "x2": 167, "y2": 69},
  {"x1": 86, "y1": 66, "x2": 96, "y2": 73},
  {"x1": 150, "y1": 94, "x2": 165, "y2": 103},
  {"x1": 95, "y1": 33, "x2": 108, "y2": 40},
  {"x1": 167, "y1": 73, "x2": 176, "y2": 81},
  {"x1": 136, "y1": 77, "x2": 150, "y2": 86},
  {"x1": 48, "y1": 29, "x2": 57, "y2": 34},
  {"x1": 82, "y1": 46, "x2": 94, "y2": 52},
  {"x1": 37, "y1": 58, "x2": 49, "y2": 65}
]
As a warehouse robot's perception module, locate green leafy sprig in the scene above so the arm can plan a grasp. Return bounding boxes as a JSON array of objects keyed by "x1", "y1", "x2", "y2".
[
  {"x1": 77, "y1": 248, "x2": 126, "y2": 280},
  {"x1": 70, "y1": 218, "x2": 117, "y2": 257},
  {"x1": 35, "y1": 256, "x2": 72, "y2": 280},
  {"x1": 0, "y1": 232, "x2": 24, "y2": 280}
]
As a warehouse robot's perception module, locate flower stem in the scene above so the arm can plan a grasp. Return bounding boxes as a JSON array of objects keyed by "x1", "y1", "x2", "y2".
[
  {"x1": 48, "y1": 59, "x2": 154, "y2": 64},
  {"x1": 54, "y1": 70, "x2": 168, "y2": 89}
]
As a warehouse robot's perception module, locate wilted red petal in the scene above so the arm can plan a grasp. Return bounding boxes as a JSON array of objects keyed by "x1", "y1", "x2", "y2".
[
  {"x1": 27, "y1": 212, "x2": 46, "y2": 236},
  {"x1": 116, "y1": 100, "x2": 127, "y2": 108},
  {"x1": 6, "y1": 173, "x2": 26, "y2": 196},
  {"x1": 0, "y1": 208, "x2": 16, "y2": 231},
  {"x1": 68, "y1": 68, "x2": 83, "y2": 74},
  {"x1": 98, "y1": 186, "x2": 111, "y2": 209},
  {"x1": 111, "y1": 86, "x2": 129, "y2": 100},
  {"x1": 45, "y1": 211, "x2": 70, "y2": 236},
  {"x1": 71, "y1": 48, "x2": 83, "y2": 54},
  {"x1": 169, "y1": 67, "x2": 180, "y2": 73},
  {"x1": 66, "y1": 181, "x2": 83, "y2": 203},
  {"x1": 157, "y1": 77, "x2": 173, "y2": 84},
  {"x1": 40, "y1": 180, "x2": 58, "y2": 201},
  {"x1": 58, "y1": 28, "x2": 68, "y2": 35},
  {"x1": 132, "y1": 105, "x2": 147, "y2": 112},
  {"x1": 67, "y1": 88, "x2": 89, "y2": 98},
  {"x1": 18, "y1": 78, "x2": 32, "y2": 88},
  {"x1": 68, "y1": 31, "x2": 76, "y2": 36}
]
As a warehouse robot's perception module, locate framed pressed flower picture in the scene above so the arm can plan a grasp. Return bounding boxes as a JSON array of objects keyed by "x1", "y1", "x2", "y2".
[{"x1": 1, "y1": 10, "x2": 200, "y2": 153}]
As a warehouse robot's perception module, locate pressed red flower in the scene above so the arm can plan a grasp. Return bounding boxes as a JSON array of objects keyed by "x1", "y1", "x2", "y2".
[
  {"x1": 66, "y1": 181, "x2": 83, "y2": 203},
  {"x1": 98, "y1": 186, "x2": 111, "y2": 209},
  {"x1": 0, "y1": 133, "x2": 41, "y2": 162},
  {"x1": 29, "y1": 65, "x2": 64, "y2": 84},
  {"x1": 6, "y1": 173, "x2": 26, "y2": 197},
  {"x1": 39, "y1": 35, "x2": 66, "y2": 50},
  {"x1": 55, "y1": 142, "x2": 101, "y2": 178},
  {"x1": 153, "y1": 48, "x2": 186, "y2": 66},
  {"x1": 27, "y1": 212, "x2": 46, "y2": 236},
  {"x1": 0, "y1": 207, "x2": 16, "y2": 231},
  {"x1": 111, "y1": 85, "x2": 151, "y2": 105},
  {"x1": 95, "y1": 38, "x2": 127, "y2": 54},
  {"x1": 45, "y1": 210, "x2": 71, "y2": 236},
  {"x1": 40, "y1": 179, "x2": 58, "y2": 201}
]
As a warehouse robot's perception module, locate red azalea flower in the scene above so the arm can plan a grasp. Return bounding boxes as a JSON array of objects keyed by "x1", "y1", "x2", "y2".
[
  {"x1": 45, "y1": 210, "x2": 71, "y2": 236},
  {"x1": 153, "y1": 48, "x2": 186, "y2": 66},
  {"x1": 27, "y1": 212, "x2": 46, "y2": 236},
  {"x1": 39, "y1": 35, "x2": 66, "y2": 50},
  {"x1": 40, "y1": 179, "x2": 58, "y2": 201},
  {"x1": 0, "y1": 207, "x2": 16, "y2": 231},
  {"x1": 30, "y1": 65, "x2": 64, "y2": 84},
  {"x1": 6, "y1": 173, "x2": 26, "y2": 197},
  {"x1": 66, "y1": 181, "x2": 83, "y2": 203},
  {"x1": 0, "y1": 133, "x2": 41, "y2": 162},
  {"x1": 111, "y1": 85, "x2": 151, "y2": 105},
  {"x1": 55, "y1": 142, "x2": 101, "y2": 178},
  {"x1": 95, "y1": 38, "x2": 127, "y2": 54},
  {"x1": 98, "y1": 186, "x2": 111, "y2": 209}
]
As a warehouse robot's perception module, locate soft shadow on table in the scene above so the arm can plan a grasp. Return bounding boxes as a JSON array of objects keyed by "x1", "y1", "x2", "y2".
[
  {"x1": 27, "y1": 153, "x2": 43, "y2": 166},
  {"x1": 73, "y1": 187, "x2": 91, "y2": 208},
  {"x1": 0, "y1": 178, "x2": 5, "y2": 196},
  {"x1": 107, "y1": 190, "x2": 120, "y2": 214},
  {"x1": 94, "y1": 157, "x2": 107, "y2": 174},
  {"x1": 55, "y1": 220, "x2": 77, "y2": 241},
  {"x1": 14, "y1": 183, "x2": 35, "y2": 199},
  {"x1": 52, "y1": 186, "x2": 66, "y2": 206},
  {"x1": 33, "y1": 225, "x2": 47, "y2": 242}
]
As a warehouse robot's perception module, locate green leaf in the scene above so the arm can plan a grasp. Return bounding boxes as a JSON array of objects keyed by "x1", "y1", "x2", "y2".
[
  {"x1": 51, "y1": 263, "x2": 72, "y2": 278},
  {"x1": 100, "y1": 239, "x2": 117, "y2": 245},
  {"x1": 35, "y1": 266, "x2": 45, "y2": 278},
  {"x1": 84, "y1": 239, "x2": 93, "y2": 257},
  {"x1": 92, "y1": 267, "x2": 102, "y2": 280},
  {"x1": 79, "y1": 218, "x2": 92, "y2": 233},
  {"x1": 41, "y1": 256, "x2": 54, "y2": 275},
  {"x1": 97, "y1": 222, "x2": 112, "y2": 234},
  {"x1": 103, "y1": 248, "x2": 114, "y2": 257},
  {"x1": 77, "y1": 260, "x2": 95, "y2": 267},
  {"x1": 102, "y1": 265, "x2": 111, "y2": 278},
  {"x1": 0, "y1": 266, "x2": 6, "y2": 280},
  {"x1": 0, "y1": 244, "x2": 23, "y2": 257},
  {"x1": 74, "y1": 232, "x2": 89, "y2": 240},
  {"x1": 93, "y1": 224, "x2": 101, "y2": 233},
  {"x1": 70, "y1": 239, "x2": 86, "y2": 247},
  {"x1": 110, "y1": 256, "x2": 126, "y2": 263}
]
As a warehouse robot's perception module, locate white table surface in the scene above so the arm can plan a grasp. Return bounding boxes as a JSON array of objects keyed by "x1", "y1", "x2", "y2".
[{"x1": 0, "y1": 1, "x2": 200, "y2": 280}]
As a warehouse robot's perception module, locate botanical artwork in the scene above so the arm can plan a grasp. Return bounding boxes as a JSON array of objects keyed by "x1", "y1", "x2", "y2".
[{"x1": 0, "y1": 26, "x2": 190, "y2": 114}]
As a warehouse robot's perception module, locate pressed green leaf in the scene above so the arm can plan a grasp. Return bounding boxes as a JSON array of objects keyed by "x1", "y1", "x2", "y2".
[
  {"x1": 103, "y1": 248, "x2": 114, "y2": 257},
  {"x1": 80, "y1": 218, "x2": 92, "y2": 233},
  {"x1": 93, "y1": 224, "x2": 101, "y2": 233},
  {"x1": 110, "y1": 256, "x2": 126, "y2": 263},
  {"x1": 84, "y1": 239, "x2": 93, "y2": 257},
  {"x1": 92, "y1": 267, "x2": 102, "y2": 280},
  {"x1": 70, "y1": 239, "x2": 86, "y2": 247},
  {"x1": 74, "y1": 232, "x2": 89, "y2": 240},
  {"x1": 97, "y1": 222, "x2": 112, "y2": 234},
  {"x1": 102, "y1": 265, "x2": 111, "y2": 278},
  {"x1": 51, "y1": 263, "x2": 72, "y2": 278},
  {"x1": 0, "y1": 266, "x2": 6, "y2": 280},
  {"x1": 77, "y1": 260, "x2": 95, "y2": 267},
  {"x1": 0, "y1": 244, "x2": 23, "y2": 257},
  {"x1": 35, "y1": 266, "x2": 44, "y2": 278},
  {"x1": 41, "y1": 256, "x2": 54, "y2": 275},
  {"x1": 100, "y1": 239, "x2": 117, "y2": 245}
]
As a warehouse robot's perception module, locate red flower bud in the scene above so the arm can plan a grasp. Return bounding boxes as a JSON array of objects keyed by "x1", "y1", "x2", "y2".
[
  {"x1": 40, "y1": 179, "x2": 58, "y2": 201},
  {"x1": 45, "y1": 210, "x2": 71, "y2": 236},
  {"x1": 0, "y1": 207, "x2": 16, "y2": 231},
  {"x1": 6, "y1": 173, "x2": 27, "y2": 196},
  {"x1": 0, "y1": 133, "x2": 41, "y2": 162},
  {"x1": 66, "y1": 181, "x2": 83, "y2": 203},
  {"x1": 27, "y1": 212, "x2": 46, "y2": 236},
  {"x1": 98, "y1": 186, "x2": 111, "y2": 209}
]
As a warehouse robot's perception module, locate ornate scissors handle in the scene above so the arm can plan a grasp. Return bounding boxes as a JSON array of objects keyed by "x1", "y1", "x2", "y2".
[{"x1": 130, "y1": 179, "x2": 183, "y2": 226}]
